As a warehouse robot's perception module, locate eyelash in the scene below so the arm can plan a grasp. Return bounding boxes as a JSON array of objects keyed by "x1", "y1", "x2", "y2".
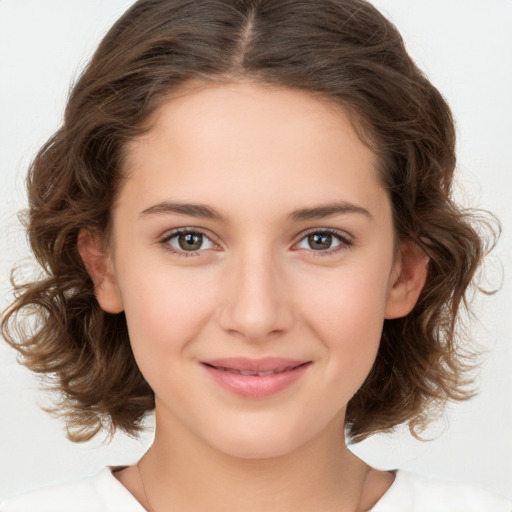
[{"x1": 159, "y1": 228, "x2": 353, "y2": 258}]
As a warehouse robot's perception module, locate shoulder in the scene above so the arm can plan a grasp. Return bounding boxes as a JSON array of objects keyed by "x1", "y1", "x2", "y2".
[
  {"x1": 372, "y1": 470, "x2": 512, "y2": 512},
  {"x1": 0, "y1": 467, "x2": 144, "y2": 512}
]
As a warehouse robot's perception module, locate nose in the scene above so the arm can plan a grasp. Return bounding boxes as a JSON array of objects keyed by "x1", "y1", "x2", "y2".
[{"x1": 218, "y1": 247, "x2": 294, "y2": 342}]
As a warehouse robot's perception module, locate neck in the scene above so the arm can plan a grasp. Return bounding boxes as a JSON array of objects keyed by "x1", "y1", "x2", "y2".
[{"x1": 139, "y1": 408, "x2": 371, "y2": 512}]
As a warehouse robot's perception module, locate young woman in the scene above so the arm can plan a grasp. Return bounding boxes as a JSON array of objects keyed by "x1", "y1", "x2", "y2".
[{"x1": 1, "y1": 0, "x2": 510, "y2": 510}]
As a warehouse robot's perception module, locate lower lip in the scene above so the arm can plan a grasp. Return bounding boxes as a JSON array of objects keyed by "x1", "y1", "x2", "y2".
[{"x1": 202, "y1": 363, "x2": 311, "y2": 399}]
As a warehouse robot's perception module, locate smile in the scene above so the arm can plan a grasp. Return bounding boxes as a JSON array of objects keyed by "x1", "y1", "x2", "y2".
[
  {"x1": 200, "y1": 358, "x2": 312, "y2": 399},
  {"x1": 206, "y1": 364, "x2": 303, "y2": 376}
]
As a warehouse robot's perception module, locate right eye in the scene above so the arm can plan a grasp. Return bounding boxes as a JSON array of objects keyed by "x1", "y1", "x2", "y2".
[{"x1": 160, "y1": 228, "x2": 217, "y2": 257}]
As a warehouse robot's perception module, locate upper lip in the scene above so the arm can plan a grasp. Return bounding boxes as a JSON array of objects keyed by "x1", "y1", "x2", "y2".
[{"x1": 201, "y1": 357, "x2": 310, "y2": 373}]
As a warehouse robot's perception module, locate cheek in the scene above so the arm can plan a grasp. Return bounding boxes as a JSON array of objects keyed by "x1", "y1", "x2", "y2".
[
  {"x1": 301, "y1": 262, "x2": 390, "y2": 331},
  {"x1": 297, "y1": 260, "x2": 391, "y2": 375},
  {"x1": 118, "y1": 265, "x2": 218, "y2": 361}
]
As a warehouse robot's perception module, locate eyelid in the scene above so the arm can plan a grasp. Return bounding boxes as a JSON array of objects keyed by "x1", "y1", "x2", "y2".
[
  {"x1": 298, "y1": 226, "x2": 353, "y2": 243},
  {"x1": 160, "y1": 226, "x2": 215, "y2": 240}
]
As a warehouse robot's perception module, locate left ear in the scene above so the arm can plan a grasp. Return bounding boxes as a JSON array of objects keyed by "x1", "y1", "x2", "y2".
[{"x1": 384, "y1": 240, "x2": 429, "y2": 319}]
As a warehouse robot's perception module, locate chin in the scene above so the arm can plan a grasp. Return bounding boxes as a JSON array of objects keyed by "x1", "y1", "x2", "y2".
[{"x1": 204, "y1": 422, "x2": 314, "y2": 460}]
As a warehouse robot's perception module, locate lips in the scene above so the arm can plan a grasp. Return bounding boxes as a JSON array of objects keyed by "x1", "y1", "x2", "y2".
[{"x1": 200, "y1": 358, "x2": 311, "y2": 399}]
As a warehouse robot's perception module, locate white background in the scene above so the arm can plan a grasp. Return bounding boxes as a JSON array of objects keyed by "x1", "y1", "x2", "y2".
[{"x1": 1, "y1": 0, "x2": 511, "y2": 502}]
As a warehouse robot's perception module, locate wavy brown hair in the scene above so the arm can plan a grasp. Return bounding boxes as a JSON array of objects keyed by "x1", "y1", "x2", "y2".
[{"x1": 1, "y1": 0, "x2": 498, "y2": 443}]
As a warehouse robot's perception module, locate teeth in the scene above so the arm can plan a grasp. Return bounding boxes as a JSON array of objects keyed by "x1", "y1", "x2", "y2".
[{"x1": 218, "y1": 365, "x2": 296, "y2": 376}]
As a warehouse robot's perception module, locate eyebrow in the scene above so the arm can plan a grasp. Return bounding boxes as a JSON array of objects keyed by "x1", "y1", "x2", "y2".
[
  {"x1": 140, "y1": 200, "x2": 373, "y2": 222},
  {"x1": 288, "y1": 202, "x2": 373, "y2": 222},
  {"x1": 141, "y1": 201, "x2": 227, "y2": 221}
]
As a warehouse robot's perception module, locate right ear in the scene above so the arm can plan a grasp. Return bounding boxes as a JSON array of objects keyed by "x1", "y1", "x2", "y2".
[{"x1": 77, "y1": 230, "x2": 124, "y2": 313}]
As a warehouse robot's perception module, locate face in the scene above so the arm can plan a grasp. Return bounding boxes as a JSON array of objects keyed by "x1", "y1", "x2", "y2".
[{"x1": 86, "y1": 81, "x2": 425, "y2": 459}]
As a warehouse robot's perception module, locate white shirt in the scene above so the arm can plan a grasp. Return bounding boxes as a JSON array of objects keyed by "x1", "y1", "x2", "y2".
[{"x1": 1, "y1": 467, "x2": 510, "y2": 512}]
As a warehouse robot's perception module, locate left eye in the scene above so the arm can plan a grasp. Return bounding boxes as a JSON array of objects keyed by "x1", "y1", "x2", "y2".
[{"x1": 295, "y1": 230, "x2": 348, "y2": 252}]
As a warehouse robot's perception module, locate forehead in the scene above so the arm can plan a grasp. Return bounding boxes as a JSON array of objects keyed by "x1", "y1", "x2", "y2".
[
  {"x1": 120, "y1": 80, "x2": 387, "y2": 222},
  {"x1": 131, "y1": 80, "x2": 377, "y2": 167}
]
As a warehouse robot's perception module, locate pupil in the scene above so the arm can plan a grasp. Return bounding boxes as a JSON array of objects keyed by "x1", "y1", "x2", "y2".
[
  {"x1": 309, "y1": 233, "x2": 332, "y2": 250},
  {"x1": 179, "y1": 233, "x2": 202, "y2": 251}
]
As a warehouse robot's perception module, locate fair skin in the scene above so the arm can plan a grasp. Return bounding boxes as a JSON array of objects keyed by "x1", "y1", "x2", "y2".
[{"x1": 79, "y1": 80, "x2": 428, "y2": 512}]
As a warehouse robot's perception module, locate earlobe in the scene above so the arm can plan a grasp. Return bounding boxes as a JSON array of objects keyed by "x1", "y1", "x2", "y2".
[
  {"x1": 384, "y1": 241, "x2": 429, "y2": 319},
  {"x1": 77, "y1": 230, "x2": 124, "y2": 314}
]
